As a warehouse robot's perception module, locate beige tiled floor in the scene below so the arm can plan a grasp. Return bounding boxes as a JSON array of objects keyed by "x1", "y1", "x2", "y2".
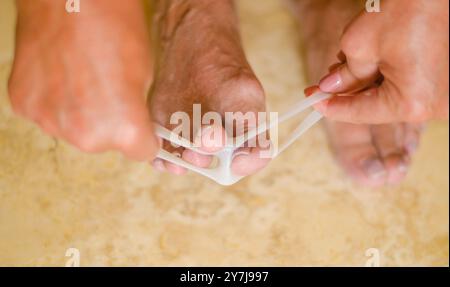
[{"x1": 0, "y1": 0, "x2": 448, "y2": 266}]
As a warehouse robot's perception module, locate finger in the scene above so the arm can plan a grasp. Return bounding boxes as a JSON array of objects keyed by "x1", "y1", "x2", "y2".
[
  {"x1": 305, "y1": 85, "x2": 331, "y2": 113},
  {"x1": 319, "y1": 9, "x2": 381, "y2": 94},
  {"x1": 319, "y1": 61, "x2": 381, "y2": 94},
  {"x1": 314, "y1": 83, "x2": 405, "y2": 124}
]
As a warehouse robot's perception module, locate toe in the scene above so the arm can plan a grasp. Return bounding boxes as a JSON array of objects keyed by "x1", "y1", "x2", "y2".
[
  {"x1": 181, "y1": 124, "x2": 226, "y2": 168},
  {"x1": 165, "y1": 161, "x2": 188, "y2": 175},
  {"x1": 231, "y1": 147, "x2": 271, "y2": 176},
  {"x1": 182, "y1": 149, "x2": 212, "y2": 168},
  {"x1": 326, "y1": 121, "x2": 388, "y2": 187},
  {"x1": 162, "y1": 141, "x2": 188, "y2": 175},
  {"x1": 371, "y1": 124, "x2": 410, "y2": 185},
  {"x1": 195, "y1": 125, "x2": 226, "y2": 153},
  {"x1": 152, "y1": 158, "x2": 167, "y2": 172}
]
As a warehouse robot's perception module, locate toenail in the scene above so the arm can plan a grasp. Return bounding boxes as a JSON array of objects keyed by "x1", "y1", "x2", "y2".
[
  {"x1": 232, "y1": 148, "x2": 251, "y2": 160},
  {"x1": 152, "y1": 159, "x2": 166, "y2": 172},
  {"x1": 362, "y1": 158, "x2": 386, "y2": 179}
]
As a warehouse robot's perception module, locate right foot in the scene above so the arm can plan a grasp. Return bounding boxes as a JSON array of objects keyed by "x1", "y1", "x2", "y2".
[{"x1": 149, "y1": 0, "x2": 270, "y2": 176}]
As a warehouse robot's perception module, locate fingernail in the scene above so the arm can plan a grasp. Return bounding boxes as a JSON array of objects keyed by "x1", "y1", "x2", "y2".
[
  {"x1": 313, "y1": 100, "x2": 329, "y2": 114},
  {"x1": 362, "y1": 158, "x2": 386, "y2": 180},
  {"x1": 319, "y1": 71, "x2": 342, "y2": 93},
  {"x1": 304, "y1": 86, "x2": 319, "y2": 97}
]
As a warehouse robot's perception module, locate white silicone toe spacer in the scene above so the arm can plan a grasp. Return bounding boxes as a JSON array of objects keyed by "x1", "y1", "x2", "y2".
[{"x1": 155, "y1": 92, "x2": 331, "y2": 186}]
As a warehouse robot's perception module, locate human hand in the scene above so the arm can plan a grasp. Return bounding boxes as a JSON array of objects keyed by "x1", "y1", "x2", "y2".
[{"x1": 314, "y1": 0, "x2": 449, "y2": 124}]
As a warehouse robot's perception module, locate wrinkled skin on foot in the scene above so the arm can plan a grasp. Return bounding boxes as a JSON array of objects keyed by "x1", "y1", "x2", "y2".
[
  {"x1": 150, "y1": 0, "x2": 270, "y2": 176},
  {"x1": 9, "y1": 0, "x2": 158, "y2": 161},
  {"x1": 293, "y1": 0, "x2": 429, "y2": 187}
]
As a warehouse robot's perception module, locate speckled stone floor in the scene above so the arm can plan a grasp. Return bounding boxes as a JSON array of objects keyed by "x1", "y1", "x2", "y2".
[{"x1": 0, "y1": 0, "x2": 448, "y2": 266}]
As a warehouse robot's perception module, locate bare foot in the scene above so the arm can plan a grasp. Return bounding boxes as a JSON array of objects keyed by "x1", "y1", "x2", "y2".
[
  {"x1": 290, "y1": 0, "x2": 423, "y2": 187},
  {"x1": 149, "y1": 0, "x2": 270, "y2": 176},
  {"x1": 9, "y1": 0, "x2": 158, "y2": 160}
]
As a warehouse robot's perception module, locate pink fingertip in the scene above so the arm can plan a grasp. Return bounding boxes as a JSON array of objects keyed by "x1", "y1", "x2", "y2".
[
  {"x1": 304, "y1": 85, "x2": 321, "y2": 97},
  {"x1": 319, "y1": 71, "x2": 342, "y2": 93}
]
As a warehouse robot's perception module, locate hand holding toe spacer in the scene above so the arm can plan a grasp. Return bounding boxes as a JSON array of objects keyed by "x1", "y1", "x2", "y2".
[{"x1": 155, "y1": 92, "x2": 331, "y2": 186}]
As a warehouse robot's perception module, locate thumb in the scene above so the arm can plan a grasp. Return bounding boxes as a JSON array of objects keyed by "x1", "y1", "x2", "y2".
[
  {"x1": 319, "y1": 60, "x2": 381, "y2": 94},
  {"x1": 313, "y1": 81, "x2": 405, "y2": 124}
]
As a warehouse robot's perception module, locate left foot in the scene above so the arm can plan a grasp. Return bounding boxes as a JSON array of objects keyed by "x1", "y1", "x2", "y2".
[{"x1": 149, "y1": 0, "x2": 270, "y2": 176}]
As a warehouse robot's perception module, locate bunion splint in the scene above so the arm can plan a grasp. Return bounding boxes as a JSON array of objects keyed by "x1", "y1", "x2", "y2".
[{"x1": 155, "y1": 92, "x2": 331, "y2": 186}]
